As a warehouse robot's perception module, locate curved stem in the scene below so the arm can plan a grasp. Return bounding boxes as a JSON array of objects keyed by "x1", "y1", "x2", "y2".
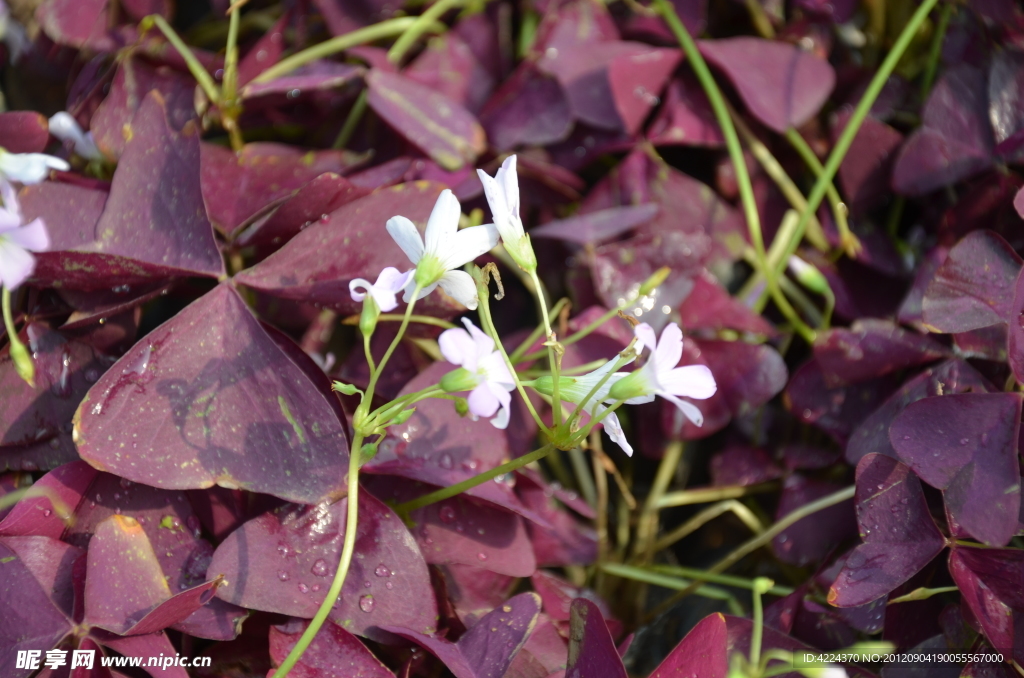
[
  {"x1": 528, "y1": 269, "x2": 562, "y2": 425},
  {"x1": 2, "y1": 286, "x2": 33, "y2": 387},
  {"x1": 363, "y1": 285, "x2": 422, "y2": 408},
  {"x1": 784, "y1": 128, "x2": 857, "y2": 256},
  {"x1": 272, "y1": 433, "x2": 363, "y2": 677},
  {"x1": 387, "y1": 0, "x2": 461, "y2": 64},
  {"x1": 147, "y1": 15, "x2": 221, "y2": 104},
  {"x1": 333, "y1": 90, "x2": 369, "y2": 150},
  {"x1": 394, "y1": 443, "x2": 555, "y2": 514}
]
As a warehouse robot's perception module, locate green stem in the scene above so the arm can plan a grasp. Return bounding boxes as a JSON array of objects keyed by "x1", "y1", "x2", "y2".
[
  {"x1": 921, "y1": 2, "x2": 954, "y2": 100},
  {"x1": 2, "y1": 286, "x2": 33, "y2": 387},
  {"x1": 529, "y1": 269, "x2": 562, "y2": 426},
  {"x1": 784, "y1": 128, "x2": 857, "y2": 256},
  {"x1": 363, "y1": 285, "x2": 422, "y2": 408},
  {"x1": 387, "y1": 0, "x2": 461, "y2": 64},
  {"x1": 395, "y1": 443, "x2": 555, "y2": 514},
  {"x1": 647, "y1": 565, "x2": 793, "y2": 596},
  {"x1": 251, "y1": 17, "x2": 420, "y2": 84},
  {"x1": 653, "y1": 0, "x2": 814, "y2": 343},
  {"x1": 333, "y1": 90, "x2": 369, "y2": 150},
  {"x1": 598, "y1": 563, "x2": 744, "y2": 610},
  {"x1": 767, "y1": 0, "x2": 941, "y2": 283},
  {"x1": 147, "y1": 15, "x2": 221, "y2": 105},
  {"x1": 346, "y1": 313, "x2": 456, "y2": 330},
  {"x1": 272, "y1": 433, "x2": 363, "y2": 677},
  {"x1": 221, "y1": 0, "x2": 245, "y2": 150},
  {"x1": 888, "y1": 585, "x2": 959, "y2": 604},
  {"x1": 362, "y1": 331, "x2": 376, "y2": 375},
  {"x1": 509, "y1": 297, "x2": 569, "y2": 362}
]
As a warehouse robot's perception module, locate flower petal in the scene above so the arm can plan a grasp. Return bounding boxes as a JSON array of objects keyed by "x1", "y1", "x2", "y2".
[
  {"x1": 468, "y1": 382, "x2": 500, "y2": 418},
  {"x1": 424, "y1": 189, "x2": 461, "y2": 256},
  {"x1": 497, "y1": 155, "x2": 520, "y2": 220},
  {"x1": 476, "y1": 169, "x2": 509, "y2": 226},
  {"x1": 0, "y1": 237, "x2": 36, "y2": 289},
  {"x1": 386, "y1": 215, "x2": 424, "y2": 264},
  {"x1": 634, "y1": 323, "x2": 657, "y2": 359},
  {"x1": 49, "y1": 112, "x2": 103, "y2": 161},
  {"x1": 461, "y1": 317, "x2": 495, "y2": 358},
  {"x1": 0, "y1": 178, "x2": 20, "y2": 220},
  {"x1": 439, "y1": 327, "x2": 476, "y2": 369},
  {"x1": 437, "y1": 223, "x2": 499, "y2": 270},
  {"x1": 601, "y1": 410, "x2": 633, "y2": 456},
  {"x1": 349, "y1": 278, "x2": 373, "y2": 302},
  {"x1": 478, "y1": 350, "x2": 514, "y2": 387},
  {"x1": 659, "y1": 392, "x2": 705, "y2": 427},
  {"x1": 0, "y1": 152, "x2": 69, "y2": 184},
  {"x1": 487, "y1": 382, "x2": 512, "y2": 429},
  {"x1": 660, "y1": 365, "x2": 717, "y2": 399},
  {"x1": 375, "y1": 267, "x2": 412, "y2": 292},
  {"x1": 4, "y1": 218, "x2": 47, "y2": 252},
  {"x1": 437, "y1": 270, "x2": 479, "y2": 310},
  {"x1": 654, "y1": 323, "x2": 683, "y2": 373}
]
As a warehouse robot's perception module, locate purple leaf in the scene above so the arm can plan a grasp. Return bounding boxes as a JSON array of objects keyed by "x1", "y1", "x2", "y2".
[
  {"x1": 37, "y1": 0, "x2": 114, "y2": 51},
  {"x1": 846, "y1": 359, "x2": 992, "y2": 466},
  {"x1": 236, "y1": 14, "x2": 288, "y2": 87},
  {"x1": 1006, "y1": 264, "x2": 1024, "y2": 383},
  {"x1": 565, "y1": 598, "x2": 627, "y2": 678},
  {"x1": 647, "y1": 73, "x2": 724, "y2": 148},
  {"x1": 268, "y1": 619, "x2": 396, "y2": 678},
  {"x1": 366, "y1": 69, "x2": 486, "y2": 171},
  {"x1": 234, "y1": 181, "x2": 463, "y2": 316},
  {"x1": 240, "y1": 61, "x2": 364, "y2": 104},
  {"x1": 698, "y1": 37, "x2": 835, "y2": 133},
  {"x1": 890, "y1": 392, "x2": 1022, "y2": 546},
  {"x1": 539, "y1": 42, "x2": 681, "y2": 134},
  {"x1": 0, "y1": 536, "x2": 78, "y2": 677},
  {"x1": 534, "y1": 0, "x2": 619, "y2": 53},
  {"x1": 479, "y1": 65, "x2": 573, "y2": 151},
  {"x1": 200, "y1": 142, "x2": 357, "y2": 236},
  {"x1": 0, "y1": 324, "x2": 112, "y2": 472},
  {"x1": 100, "y1": 631, "x2": 189, "y2": 678},
  {"x1": 73, "y1": 283, "x2": 350, "y2": 504},
  {"x1": 892, "y1": 65, "x2": 995, "y2": 195},
  {"x1": 829, "y1": 454, "x2": 946, "y2": 607},
  {"x1": 678, "y1": 271, "x2": 777, "y2": 336},
  {"x1": 236, "y1": 173, "x2": 370, "y2": 248},
  {"x1": 773, "y1": 474, "x2": 856, "y2": 567},
  {"x1": 813, "y1": 319, "x2": 948, "y2": 387},
  {"x1": 949, "y1": 546, "x2": 1024, "y2": 661},
  {"x1": 832, "y1": 111, "x2": 903, "y2": 216},
  {"x1": 0, "y1": 111, "x2": 50, "y2": 153},
  {"x1": 208, "y1": 492, "x2": 437, "y2": 641},
  {"x1": 90, "y1": 56, "x2": 198, "y2": 160},
  {"x1": 709, "y1": 446, "x2": 782, "y2": 487},
  {"x1": 405, "y1": 34, "x2": 495, "y2": 113},
  {"x1": 530, "y1": 204, "x2": 658, "y2": 245},
  {"x1": 921, "y1": 230, "x2": 1022, "y2": 333},
  {"x1": 515, "y1": 473, "x2": 597, "y2": 568},
  {"x1": 382, "y1": 592, "x2": 540, "y2": 678},
  {"x1": 987, "y1": 49, "x2": 1024, "y2": 148},
  {"x1": 648, "y1": 612, "x2": 728, "y2": 678}
]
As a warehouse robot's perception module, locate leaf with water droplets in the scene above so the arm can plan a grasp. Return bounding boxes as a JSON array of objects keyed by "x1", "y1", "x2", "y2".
[
  {"x1": 890, "y1": 392, "x2": 1022, "y2": 546},
  {"x1": 269, "y1": 618, "x2": 397, "y2": 677},
  {"x1": 565, "y1": 597, "x2": 627, "y2": 678},
  {"x1": 648, "y1": 612, "x2": 728, "y2": 678},
  {"x1": 773, "y1": 474, "x2": 856, "y2": 567},
  {"x1": 208, "y1": 492, "x2": 436, "y2": 641},
  {"x1": 948, "y1": 546, "x2": 1024, "y2": 664},
  {"x1": 814, "y1": 319, "x2": 949, "y2": 387},
  {"x1": 72, "y1": 283, "x2": 350, "y2": 504},
  {"x1": 829, "y1": 454, "x2": 946, "y2": 607},
  {"x1": 921, "y1": 230, "x2": 1022, "y2": 333},
  {"x1": 1005, "y1": 263, "x2": 1024, "y2": 384},
  {"x1": 382, "y1": 592, "x2": 541, "y2": 678}
]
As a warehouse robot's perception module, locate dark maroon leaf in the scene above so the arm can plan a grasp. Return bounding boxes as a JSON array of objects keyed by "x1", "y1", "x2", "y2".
[
  {"x1": 846, "y1": 360, "x2": 992, "y2": 466},
  {"x1": 268, "y1": 619, "x2": 396, "y2": 678},
  {"x1": 240, "y1": 61, "x2": 364, "y2": 104},
  {"x1": 0, "y1": 111, "x2": 50, "y2": 153},
  {"x1": 100, "y1": 631, "x2": 188, "y2": 678},
  {"x1": 383, "y1": 592, "x2": 540, "y2": 678},
  {"x1": 0, "y1": 324, "x2": 112, "y2": 472},
  {"x1": 829, "y1": 455, "x2": 946, "y2": 607},
  {"x1": 781, "y1": 444, "x2": 841, "y2": 471},
  {"x1": 538, "y1": 42, "x2": 680, "y2": 134},
  {"x1": 988, "y1": 49, "x2": 1024, "y2": 148},
  {"x1": 787, "y1": 358, "x2": 900, "y2": 445},
  {"x1": 366, "y1": 70, "x2": 485, "y2": 171},
  {"x1": 534, "y1": 0, "x2": 619, "y2": 53},
  {"x1": 949, "y1": 546, "x2": 1024, "y2": 659},
  {"x1": 647, "y1": 73, "x2": 724, "y2": 148},
  {"x1": 200, "y1": 142, "x2": 356, "y2": 236},
  {"x1": 890, "y1": 392, "x2": 1022, "y2": 546},
  {"x1": 235, "y1": 181, "x2": 464, "y2": 316},
  {"x1": 710, "y1": 446, "x2": 782, "y2": 486},
  {"x1": 892, "y1": 65, "x2": 995, "y2": 195},
  {"x1": 479, "y1": 65, "x2": 573, "y2": 151},
  {"x1": 405, "y1": 34, "x2": 495, "y2": 113},
  {"x1": 648, "y1": 612, "x2": 728, "y2": 678},
  {"x1": 678, "y1": 271, "x2": 777, "y2": 336},
  {"x1": 0, "y1": 536, "x2": 78, "y2": 676},
  {"x1": 515, "y1": 472, "x2": 596, "y2": 568},
  {"x1": 73, "y1": 283, "x2": 350, "y2": 504},
  {"x1": 773, "y1": 474, "x2": 856, "y2": 567},
  {"x1": 1007, "y1": 264, "x2": 1024, "y2": 383},
  {"x1": 90, "y1": 56, "x2": 197, "y2": 160},
  {"x1": 921, "y1": 230, "x2": 1022, "y2": 333},
  {"x1": 955, "y1": 323, "x2": 1009, "y2": 361},
  {"x1": 565, "y1": 597, "x2": 627, "y2": 678},
  {"x1": 530, "y1": 204, "x2": 658, "y2": 245},
  {"x1": 236, "y1": 173, "x2": 371, "y2": 248},
  {"x1": 209, "y1": 492, "x2": 437, "y2": 640},
  {"x1": 37, "y1": 0, "x2": 114, "y2": 51},
  {"x1": 813, "y1": 319, "x2": 948, "y2": 387},
  {"x1": 832, "y1": 111, "x2": 903, "y2": 216},
  {"x1": 236, "y1": 14, "x2": 288, "y2": 87},
  {"x1": 698, "y1": 37, "x2": 835, "y2": 133}
]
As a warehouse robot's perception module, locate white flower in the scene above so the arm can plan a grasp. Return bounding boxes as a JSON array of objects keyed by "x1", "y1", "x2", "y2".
[
  {"x1": 0, "y1": 179, "x2": 49, "y2": 289},
  {"x1": 438, "y1": 318, "x2": 516, "y2": 429},
  {"x1": 477, "y1": 155, "x2": 536, "y2": 271},
  {"x1": 0, "y1": 1, "x2": 28, "y2": 62},
  {"x1": 608, "y1": 323, "x2": 717, "y2": 427},
  {"x1": 349, "y1": 266, "x2": 412, "y2": 312},
  {"x1": 799, "y1": 666, "x2": 848, "y2": 678},
  {"x1": 48, "y1": 112, "x2": 103, "y2": 161},
  {"x1": 0, "y1": 149, "x2": 69, "y2": 184},
  {"x1": 386, "y1": 189, "x2": 498, "y2": 310}
]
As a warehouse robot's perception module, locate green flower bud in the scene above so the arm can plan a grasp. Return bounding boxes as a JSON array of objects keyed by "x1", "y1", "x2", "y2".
[
  {"x1": 9, "y1": 337, "x2": 34, "y2": 387},
  {"x1": 390, "y1": 408, "x2": 416, "y2": 426},
  {"x1": 332, "y1": 381, "x2": 362, "y2": 396},
  {"x1": 788, "y1": 256, "x2": 831, "y2": 296},
  {"x1": 359, "y1": 442, "x2": 379, "y2": 464},
  {"x1": 453, "y1": 397, "x2": 470, "y2": 417},
  {"x1": 607, "y1": 369, "x2": 650, "y2": 402},
  {"x1": 359, "y1": 294, "x2": 381, "y2": 337},
  {"x1": 439, "y1": 367, "x2": 481, "y2": 393}
]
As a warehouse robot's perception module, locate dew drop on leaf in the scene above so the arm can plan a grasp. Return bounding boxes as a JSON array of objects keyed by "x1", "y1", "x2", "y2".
[{"x1": 359, "y1": 594, "x2": 375, "y2": 612}]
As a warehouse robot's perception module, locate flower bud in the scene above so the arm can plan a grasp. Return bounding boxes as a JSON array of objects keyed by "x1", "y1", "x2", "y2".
[
  {"x1": 359, "y1": 294, "x2": 380, "y2": 337},
  {"x1": 359, "y1": 442, "x2": 379, "y2": 465},
  {"x1": 9, "y1": 336, "x2": 34, "y2": 387},
  {"x1": 607, "y1": 370, "x2": 650, "y2": 402},
  {"x1": 332, "y1": 381, "x2": 361, "y2": 395},
  {"x1": 504, "y1": 233, "x2": 537, "y2": 272},
  {"x1": 439, "y1": 367, "x2": 481, "y2": 393},
  {"x1": 787, "y1": 255, "x2": 830, "y2": 295},
  {"x1": 453, "y1": 397, "x2": 470, "y2": 417},
  {"x1": 390, "y1": 408, "x2": 416, "y2": 426}
]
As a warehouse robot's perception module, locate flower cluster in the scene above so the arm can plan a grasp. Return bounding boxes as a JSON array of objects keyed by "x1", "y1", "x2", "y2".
[{"x1": 348, "y1": 155, "x2": 716, "y2": 454}]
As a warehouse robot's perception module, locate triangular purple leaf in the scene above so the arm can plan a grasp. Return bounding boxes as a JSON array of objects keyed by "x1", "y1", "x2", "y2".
[{"x1": 565, "y1": 597, "x2": 627, "y2": 678}]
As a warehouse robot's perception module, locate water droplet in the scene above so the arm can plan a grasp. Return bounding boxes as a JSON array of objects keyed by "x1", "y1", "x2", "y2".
[
  {"x1": 960, "y1": 438, "x2": 969, "y2": 446},
  {"x1": 42, "y1": 509, "x2": 52, "y2": 517},
  {"x1": 278, "y1": 543, "x2": 291, "y2": 557},
  {"x1": 311, "y1": 584, "x2": 321, "y2": 592},
  {"x1": 311, "y1": 559, "x2": 328, "y2": 576},
  {"x1": 375, "y1": 564, "x2": 391, "y2": 577},
  {"x1": 903, "y1": 435, "x2": 910, "y2": 440},
  {"x1": 438, "y1": 452, "x2": 454, "y2": 470},
  {"x1": 277, "y1": 571, "x2": 290, "y2": 582},
  {"x1": 298, "y1": 583, "x2": 309, "y2": 593},
  {"x1": 981, "y1": 432, "x2": 989, "y2": 444},
  {"x1": 359, "y1": 594, "x2": 376, "y2": 612},
  {"x1": 476, "y1": 552, "x2": 488, "y2": 561},
  {"x1": 439, "y1": 506, "x2": 456, "y2": 523},
  {"x1": 385, "y1": 581, "x2": 393, "y2": 590},
  {"x1": 364, "y1": 580, "x2": 371, "y2": 588}
]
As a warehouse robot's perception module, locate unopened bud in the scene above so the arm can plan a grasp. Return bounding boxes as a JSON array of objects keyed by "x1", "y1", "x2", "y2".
[
  {"x1": 359, "y1": 295, "x2": 380, "y2": 337},
  {"x1": 453, "y1": 397, "x2": 470, "y2": 417},
  {"x1": 439, "y1": 367, "x2": 480, "y2": 393},
  {"x1": 787, "y1": 256, "x2": 830, "y2": 296},
  {"x1": 332, "y1": 381, "x2": 361, "y2": 395},
  {"x1": 638, "y1": 266, "x2": 671, "y2": 296},
  {"x1": 9, "y1": 336, "x2": 34, "y2": 387},
  {"x1": 390, "y1": 408, "x2": 416, "y2": 426},
  {"x1": 359, "y1": 442, "x2": 379, "y2": 465}
]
